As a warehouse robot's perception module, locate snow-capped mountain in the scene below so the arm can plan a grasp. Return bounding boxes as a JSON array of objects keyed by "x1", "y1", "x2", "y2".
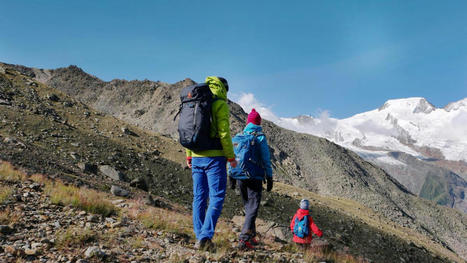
[
  {"x1": 264, "y1": 97, "x2": 467, "y2": 212},
  {"x1": 282, "y1": 97, "x2": 467, "y2": 164}
]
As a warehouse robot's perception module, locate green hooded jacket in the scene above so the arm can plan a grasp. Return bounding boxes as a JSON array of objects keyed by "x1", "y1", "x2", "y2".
[{"x1": 185, "y1": 76, "x2": 235, "y2": 159}]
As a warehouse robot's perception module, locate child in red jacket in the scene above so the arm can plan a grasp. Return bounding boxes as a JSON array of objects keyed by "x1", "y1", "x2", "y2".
[{"x1": 290, "y1": 199, "x2": 322, "y2": 247}]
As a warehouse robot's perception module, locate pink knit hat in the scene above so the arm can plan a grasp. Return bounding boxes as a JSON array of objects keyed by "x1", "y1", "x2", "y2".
[{"x1": 247, "y1": 108, "x2": 261, "y2": 125}]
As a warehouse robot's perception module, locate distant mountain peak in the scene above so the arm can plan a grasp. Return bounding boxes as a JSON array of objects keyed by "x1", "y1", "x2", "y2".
[
  {"x1": 378, "y1": 97, "x2": 435, "y2": 114},
  {"x1": 444, "y1": 97, "x2": 467, "y2": 112}
]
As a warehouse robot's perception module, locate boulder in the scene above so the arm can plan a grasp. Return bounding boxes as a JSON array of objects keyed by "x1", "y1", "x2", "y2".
[
  {"x1": 84, "y1": 246, "x2": 105, "y2": 258},
  {"x1": 99, "y1": 165, "x2": 126, "y2": 181},
  {"x1": 232, "y1": 216, "x2": 289, "y2": 242},
  {"x1": 111, "y1": 185, "x2": 129, "y2": 197},
  {"x1": 78, "y1": 163, "x2": 98, "y2": 174},
  {"x1": 130, "y1": 177, "x2": 148, "y2": 191}
]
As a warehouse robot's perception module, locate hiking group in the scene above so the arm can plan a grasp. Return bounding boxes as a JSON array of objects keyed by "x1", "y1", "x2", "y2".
[{"x1": 176, "y1": 76, "x2": 322, "y2": 251}]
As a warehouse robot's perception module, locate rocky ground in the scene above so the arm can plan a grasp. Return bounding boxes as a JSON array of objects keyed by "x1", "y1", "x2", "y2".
[{"x1": 0, "y1": 162, "x2": 334, "y2": 263}]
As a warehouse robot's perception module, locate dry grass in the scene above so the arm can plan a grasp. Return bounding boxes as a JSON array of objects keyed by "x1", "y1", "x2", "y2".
[
  {"x1": 211, "y1": 221, "x2": 237, "y2": 254},
  {"x1": 0, "y1": 207, "x2": 20, "y2": 225},
  {"x1": 0, "y1": 161, "x2": 117, "y2": 217},
  {"x1": 128, "y1": 202, "x2": 193, "y2": 238},
  {"x1": 128, "y1": 235, "x2": 146, "y2": 249},
  {"x1": 0, "y1": 161, "x2": 26, "y2": 182},
  {"x1": 55, "y1": 227, "x2": 98, "y2": 248},
  {"x1": 44, "y1": 182, "x2": 117, "y2": 217},
  {"x1": 0, "y1": 185, "x2": 13, "y2": 204},
  {"x1": 302, "y1": 245, "x2": 368, "y2": 263},
  {"x1": 281, "y1": 243, "x2": 367, "y2": 263}
]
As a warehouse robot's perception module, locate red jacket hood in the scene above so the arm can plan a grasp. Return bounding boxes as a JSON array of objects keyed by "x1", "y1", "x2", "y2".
[{"x1": 295, "y1": 208, "x2": 310, "y2": 219}]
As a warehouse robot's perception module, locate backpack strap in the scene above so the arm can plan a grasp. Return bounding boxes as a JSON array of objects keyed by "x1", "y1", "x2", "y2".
[{"x1": 173, "y1": 105, "x2": 182, "y2": 121}]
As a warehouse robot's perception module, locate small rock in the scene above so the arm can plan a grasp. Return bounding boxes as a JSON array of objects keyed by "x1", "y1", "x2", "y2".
[
  {"x1": 40, "y1": 238, "x2": 52, "y2": 244},
  {"x1": 260, "y1": 198, "x2": 273, "y2": 206},
  {"x1": 111, "y1": 199, "x2": 125, "y2": 205},
  {"x1": 31, "y1": 242, "x2": 42, "y2": 249},
  {"x1": 0, "y1": 225, "x2": 14, "y2": 235},
  {"x1": 153, "y1": 198, "x2": 169, "y2": 208},
  {"x1": 144, "y1": 195, "x2": 154, "y2": 206},
  {"x1": 121, "y1": 127, "x2": 137, "y2": 136},
  {"x1": 47, "y1": 94, "x2": 59, "y2": 102},
  {"x1": 105, "y1": 217, "x2": 116, "y2": 224},
  {"x1": 29, "y1": 183, "x2": 41, "y2": 190},
  {"x1": 86, "y1": 215, "x2": 100, "y2": 223},
  {"x1": 84, "y1": 246, "x2": 105, "y2": 258},
  {"x1": 110, "y1": 221, "x2": 122, "y2": 228},
  {"x1": 63, "y1": 101, "x2": 73, "y2": 107},
  {"x1": 0, "y1": 99, "x2": 11, "y2": 105},
  {"x1": 69, "y1": 152, "x2": 79, "y2": 160},
  {"x1": 4, "y1": 245, "x2": 18, "y2": 255},
  {"x1": 24, "y1": 248, "x2": 38, "y2": 256},
  {"x1": 111, "y1": 185, "x2": 129, "y2": 197}
]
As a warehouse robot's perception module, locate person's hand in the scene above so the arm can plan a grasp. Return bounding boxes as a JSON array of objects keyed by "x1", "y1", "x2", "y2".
[
  {"x1": 228, "y1": 158, "x2": 237, "y2": 168},
  {"x1": 186, "y1": 157, "x2": 192, "y2": 169},
  {"x1": 266, "y1": 177, "x2": 273, "y2": 192}
]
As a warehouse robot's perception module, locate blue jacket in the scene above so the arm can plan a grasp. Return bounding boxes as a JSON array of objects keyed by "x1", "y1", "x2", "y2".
[{"x1": 243, "y1": 123, "x2": 273, "y2": 179}]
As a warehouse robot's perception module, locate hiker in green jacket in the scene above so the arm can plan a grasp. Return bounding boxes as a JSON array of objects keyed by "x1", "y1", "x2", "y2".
[{"x1": 185, "y1": 76, "x2": 237, "y2": 249}]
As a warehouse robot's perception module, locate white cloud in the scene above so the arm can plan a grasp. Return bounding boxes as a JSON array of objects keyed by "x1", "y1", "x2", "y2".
[
  {"x1": 232, "y1": 93, "x2": 337, "y2": 137},
  {"x1": 233, "y1": 93, "x2": 281, "y2": 123}
]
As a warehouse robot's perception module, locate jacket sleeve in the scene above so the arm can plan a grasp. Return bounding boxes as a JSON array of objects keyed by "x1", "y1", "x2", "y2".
[
  {"x1": 290, "y1": 214, "x2": 297, "y2": 232},
  {"x1": 257, "y1": 135, "x2": 273, "y2": 178},
  {"x1": 214, "y1": 101, "x2": 235, "y2": 159},
  {"x1": 186, "y1": 149, "x2": 192, "y2": 159},
  {"x1": 309, "y1": 217, "x2": 322, "y2": 237}
]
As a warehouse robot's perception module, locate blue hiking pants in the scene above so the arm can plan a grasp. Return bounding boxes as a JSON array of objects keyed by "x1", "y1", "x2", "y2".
[{"x1": 191, "y1": 156, "x2": 227, "y2": 241}]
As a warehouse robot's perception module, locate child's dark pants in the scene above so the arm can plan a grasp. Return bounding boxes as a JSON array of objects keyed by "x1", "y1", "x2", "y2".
[{"x1": 238, "y1": 179, "x2": 263, "y2": 241}]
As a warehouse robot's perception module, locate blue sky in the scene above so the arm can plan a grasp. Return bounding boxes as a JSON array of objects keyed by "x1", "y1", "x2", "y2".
[{"x1": 1, "y1": 0, "x2": 466, "y2": 118}]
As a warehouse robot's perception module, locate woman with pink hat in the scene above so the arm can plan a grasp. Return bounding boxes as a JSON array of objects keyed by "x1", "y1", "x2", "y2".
[{"x1": 231, "y1": 108, "x2": 273, "y2": 250}]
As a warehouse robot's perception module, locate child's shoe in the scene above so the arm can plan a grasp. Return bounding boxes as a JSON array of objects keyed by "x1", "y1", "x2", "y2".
[{"x1": 237, "y1": 240, "x2": 254, "y2": 250}]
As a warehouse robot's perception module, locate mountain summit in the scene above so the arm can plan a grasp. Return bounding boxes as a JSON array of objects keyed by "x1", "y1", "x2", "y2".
[{"x1": 378, "y1": 97, "x2": 436, "y2": 114}]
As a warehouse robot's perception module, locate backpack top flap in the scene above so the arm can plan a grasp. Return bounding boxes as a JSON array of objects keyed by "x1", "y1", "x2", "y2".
[{"x1": 180, "y1": 83, "x2": 213, "y2": 103}]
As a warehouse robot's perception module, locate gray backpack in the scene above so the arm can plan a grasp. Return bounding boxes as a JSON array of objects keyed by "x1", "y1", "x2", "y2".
[{"x1": 175, "y1": 83, "x2": 222, "y2": 151}]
